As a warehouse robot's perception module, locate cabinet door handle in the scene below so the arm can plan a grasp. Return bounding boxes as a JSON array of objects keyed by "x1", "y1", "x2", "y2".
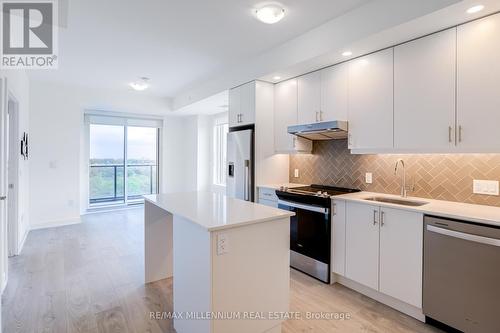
[
  {"x1": 332, "y1": 203, "x2": 337, "y2": 216},
  {"x1": 373, "y1": 210, "x2": 378, "y2": 225},
  {"x1": 315, "y1": 111, "x2": 318, "y2": 122},
  {"x1": 448, "y1": 126, "x2": 453, "y2": 143},
  {"x1": 319, "y1": 111, "x2": 323, "y2": 121},
  {"x1": 348, "y1": 134, "x2": 353, "y2": 146},
  {"x1": 458, "y1": 125, "x2": 462, "y2": 143},
  {"x1": 292, "y1": 137, "x2": 296, "y2": 148},
  {"x1": 380, "y1": 211, "x2": 385, "y2": 227}
]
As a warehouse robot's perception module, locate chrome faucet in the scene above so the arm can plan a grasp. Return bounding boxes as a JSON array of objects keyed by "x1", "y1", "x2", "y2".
[{"x1": 394, "y1": 159, "x2": 408, "y2": 198}]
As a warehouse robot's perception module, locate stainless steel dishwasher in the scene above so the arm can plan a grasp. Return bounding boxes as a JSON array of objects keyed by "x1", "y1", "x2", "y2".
[{"x1": 423, "y1": 215, "x2": 500, "y2": 332}]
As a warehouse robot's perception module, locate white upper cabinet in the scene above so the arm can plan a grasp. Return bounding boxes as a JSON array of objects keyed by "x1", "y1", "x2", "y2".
[
  {"x1": 228, "y1": 86, "x2": 240, "y2": 127},
  {"x1": 297, "y1": 71, "x2": 321, "y2": 124},
  {"x1": 345, "y1": 201, "x2": 380, "y2": 291},
  {"x1": 379, "y1": 207, "x2": 423, "y2": 308},
  {"x1": 457, "y1": 13, "x2": 500, "y2": 151},
  {"x1": 348, "y1": 48, "x2": 394, "y2": 150},
  {"x1": 320, "y1": 63, "x2": 349, "y2": 122},
  {"x1": 229, "y1": 81, "x2": 255, "y2": 127},
  {"x1": 331, "y1": 199, "x2": 347, "y2": 276},
  {"x1": 274, "y1": 79, "x2": 312, "y2": 153},
  {"x1": 394, "y1": 28, "x2": 456, "y2": 151}
]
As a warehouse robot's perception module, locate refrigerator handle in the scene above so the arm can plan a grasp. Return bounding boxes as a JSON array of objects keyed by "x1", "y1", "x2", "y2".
[{"x1": 244, "y1": 160, "x2": 250, "y2": 201}]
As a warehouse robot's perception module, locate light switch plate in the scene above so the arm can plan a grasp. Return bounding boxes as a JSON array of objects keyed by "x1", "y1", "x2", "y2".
[
  {"x1": 294, "y1": 169, "x2": 299, "y2": 178},
  {"x1": 473, "y1": 180, "x2": 499, "y2": 196},
  {"x1": 217, "y1": 233, "x2": 229, "y2": 255},
  {"x1": 365, "y1": 173, "x2": 373, "y2": 184}
]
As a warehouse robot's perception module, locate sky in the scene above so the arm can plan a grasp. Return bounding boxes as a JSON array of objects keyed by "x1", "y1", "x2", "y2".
[{"x1": 90, "y1": 124, "x2": 157, "y2": 162}]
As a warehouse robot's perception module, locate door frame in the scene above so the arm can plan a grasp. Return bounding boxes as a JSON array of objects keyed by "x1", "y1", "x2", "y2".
[
  {"x1": 7, "y1": 92, "x2": 20, "y2": 257},
  {"x1": 0, "y1": 76, "x2": 8, "y2": 293}
]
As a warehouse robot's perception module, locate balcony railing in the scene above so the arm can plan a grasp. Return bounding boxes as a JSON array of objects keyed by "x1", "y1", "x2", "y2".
[{"x1": 89, "y1": 164, "x2": 157, "y2": 204}]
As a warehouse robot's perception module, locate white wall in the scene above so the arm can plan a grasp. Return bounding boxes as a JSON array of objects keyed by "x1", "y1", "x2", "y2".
[{"x1": 29, "y1": 80, "x2": 171, "y2": 228}]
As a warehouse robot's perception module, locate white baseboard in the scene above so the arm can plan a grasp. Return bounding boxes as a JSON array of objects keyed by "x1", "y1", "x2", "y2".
[
  {"x1": 333, "y1": 274, "x2": 425, "y2": 322},
  {"x1": 17, "y1": 229, "x2": 29, "y2": 254},
  {"x1": 30, "y1": 217, "x2": 81, "y2": 230}
]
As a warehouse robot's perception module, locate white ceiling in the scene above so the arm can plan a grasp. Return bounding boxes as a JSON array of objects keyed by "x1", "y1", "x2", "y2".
[{"x1": 29, "y1": 0, "x2": 371, "y2": 97}]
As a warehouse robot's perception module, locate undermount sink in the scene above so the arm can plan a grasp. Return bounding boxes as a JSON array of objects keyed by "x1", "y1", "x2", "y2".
[{"x1": 362, "y1": 196, "x2": 428, "y2": 207}]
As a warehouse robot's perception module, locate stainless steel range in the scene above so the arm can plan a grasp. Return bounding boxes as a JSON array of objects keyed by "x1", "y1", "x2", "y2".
[{"x1": 275, "y1": 184, "x2": 360, "y2": 283}]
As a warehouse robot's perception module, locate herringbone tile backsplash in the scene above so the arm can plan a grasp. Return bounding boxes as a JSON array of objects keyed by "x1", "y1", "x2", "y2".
[{"x1": 289, "y1": 140, "x2": 500, "y2": 207}]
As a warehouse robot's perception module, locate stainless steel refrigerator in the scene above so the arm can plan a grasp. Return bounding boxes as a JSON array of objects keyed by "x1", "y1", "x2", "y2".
[{"x1": 226, "y1": 127, "x2": 254, "y2": 201}]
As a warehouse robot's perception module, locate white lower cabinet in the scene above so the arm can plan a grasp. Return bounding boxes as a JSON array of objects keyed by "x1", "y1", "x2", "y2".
[
  {"x1": 331, "y1": 200, "x2": 347, "y2": 276},
  {"x1": 257, "y1": 186, "x2": 279, "y2": 208},
  {"x1": 379, "y1": 207, "x2": 423, "y2": 308},
  {"x1": 344, "y1": 201, "x2": 423, "y2": 307},
  {"x1": 345, "y1": 202, "x2": 380, "y2": 290}
]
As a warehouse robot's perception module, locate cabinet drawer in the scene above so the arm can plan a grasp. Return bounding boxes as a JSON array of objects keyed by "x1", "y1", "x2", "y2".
[
  {"x1": 258, "y1": 198, "x2": 278, "y2": 208},
  {"x1": 258, "y1": 187, "x2": 278, "y2": 201}
]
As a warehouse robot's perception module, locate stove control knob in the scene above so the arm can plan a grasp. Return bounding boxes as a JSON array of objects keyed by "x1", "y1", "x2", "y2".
[
  {"x1": 317, "y1": 191, "x2": 322, "y2": 195},
  {"x1": 323, "y1": 192, "x2": 328, "y2": 196}
]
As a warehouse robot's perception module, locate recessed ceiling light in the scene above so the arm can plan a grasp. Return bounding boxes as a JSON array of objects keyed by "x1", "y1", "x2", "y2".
[
  {"x1": 129, "y1": 77, "x2": 150, "y2": 91},
  {"x1": 342, "y1": 51, "x2": 353, "y2": 57},
  {"x1": 466, "y1": 5, "x2": 484, "y2": 14},
  {"x1": 255, "y1": 5, "x2": 285, "y2": 24},
  {"x1": 273, "y1": 76, "x2": 281, "y2": 80}
]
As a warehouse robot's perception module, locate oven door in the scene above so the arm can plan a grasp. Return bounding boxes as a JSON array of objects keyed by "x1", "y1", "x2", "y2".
[{"x1": 278, "y1": 199, "x2": 330, "y2": 283}]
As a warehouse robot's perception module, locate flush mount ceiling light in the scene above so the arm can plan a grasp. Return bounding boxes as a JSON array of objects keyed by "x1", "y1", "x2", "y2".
[
  {"x1": 129, "y1": 77, "x2": 150, "y2": 91},
  {"x1": 466, "y1": 4, "x2": 484, "y2": 14},
  {"x1": 255, "y1": 5, "x2": 285, "y2": 24},
  {"x1": 273, "y1": 76, "x2": 281, "y2": 80},
  {"x1": 342, "y1": 51, "x2": 353, "y2": 57}
]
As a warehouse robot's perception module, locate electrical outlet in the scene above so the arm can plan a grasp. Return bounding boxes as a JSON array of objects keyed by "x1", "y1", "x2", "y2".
[
  {"x1": 365, "y1": 173, "x2": 373, "y2": 184},
  {"x1": 294, "y1": 169, "x2": 299, "y2": 178},
  {"x1": 473, "y1": 180, "x2": 499, "y2": 196},
  {"x1": 217, "y1": 233, "x2": 229, "y2": 255}
]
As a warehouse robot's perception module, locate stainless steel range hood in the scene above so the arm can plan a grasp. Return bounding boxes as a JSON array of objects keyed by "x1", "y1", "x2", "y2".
[{"x1": 288, "y1": 121, "x2": 348, "y2": 141}]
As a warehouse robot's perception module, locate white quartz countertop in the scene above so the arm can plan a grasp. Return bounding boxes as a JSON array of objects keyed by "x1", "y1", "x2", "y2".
[
  {"x1": 335, "y1": 191, "x2": 500, "y2": 227},
  {"x1": 144, "y1": 192, "x2": 294, "y2": 231}
]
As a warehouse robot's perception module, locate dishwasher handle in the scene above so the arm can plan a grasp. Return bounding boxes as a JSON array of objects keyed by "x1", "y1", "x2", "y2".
[{"x1": 427, "y1": 224, "x2": 500, "y2": 247}]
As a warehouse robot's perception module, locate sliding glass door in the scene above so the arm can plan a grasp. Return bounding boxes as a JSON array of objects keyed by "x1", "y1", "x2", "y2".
[
  {"x1": 89, "y1": 124, "x2": 125, "y2": 205},
  {"x1": 126, "y1": 126, "x2": 158, "y2": 202},
  {"x1": 87, "y1": 115, "x2": 161, "y2": 207}
]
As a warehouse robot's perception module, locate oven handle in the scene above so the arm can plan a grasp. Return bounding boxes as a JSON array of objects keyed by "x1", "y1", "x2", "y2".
[
  {"x1": 278, "y1": 199, "x2": 329, "y2": 214},
  {"x1": 427, "y1": 225, "x2": 500, "y2": 247}
]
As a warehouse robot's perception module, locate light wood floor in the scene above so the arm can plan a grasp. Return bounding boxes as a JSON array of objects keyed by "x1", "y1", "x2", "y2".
[{"x1": 2, "y1": 207, "x2": 442, "y2": 333}]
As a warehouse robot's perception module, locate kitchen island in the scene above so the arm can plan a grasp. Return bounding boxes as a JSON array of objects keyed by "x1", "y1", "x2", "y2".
[{"x1": 144, "y1": 192, "x2": 294, "y2": 333}]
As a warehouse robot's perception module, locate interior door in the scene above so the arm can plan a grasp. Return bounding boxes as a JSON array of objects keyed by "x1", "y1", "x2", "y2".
[{"x1": 0, "y1": 77, "x2": 8, "y2": 291}]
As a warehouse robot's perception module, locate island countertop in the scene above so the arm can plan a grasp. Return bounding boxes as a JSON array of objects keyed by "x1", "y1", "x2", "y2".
[{"x1": 144, "y1": 191, "x2": 294, "y2": 231}]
